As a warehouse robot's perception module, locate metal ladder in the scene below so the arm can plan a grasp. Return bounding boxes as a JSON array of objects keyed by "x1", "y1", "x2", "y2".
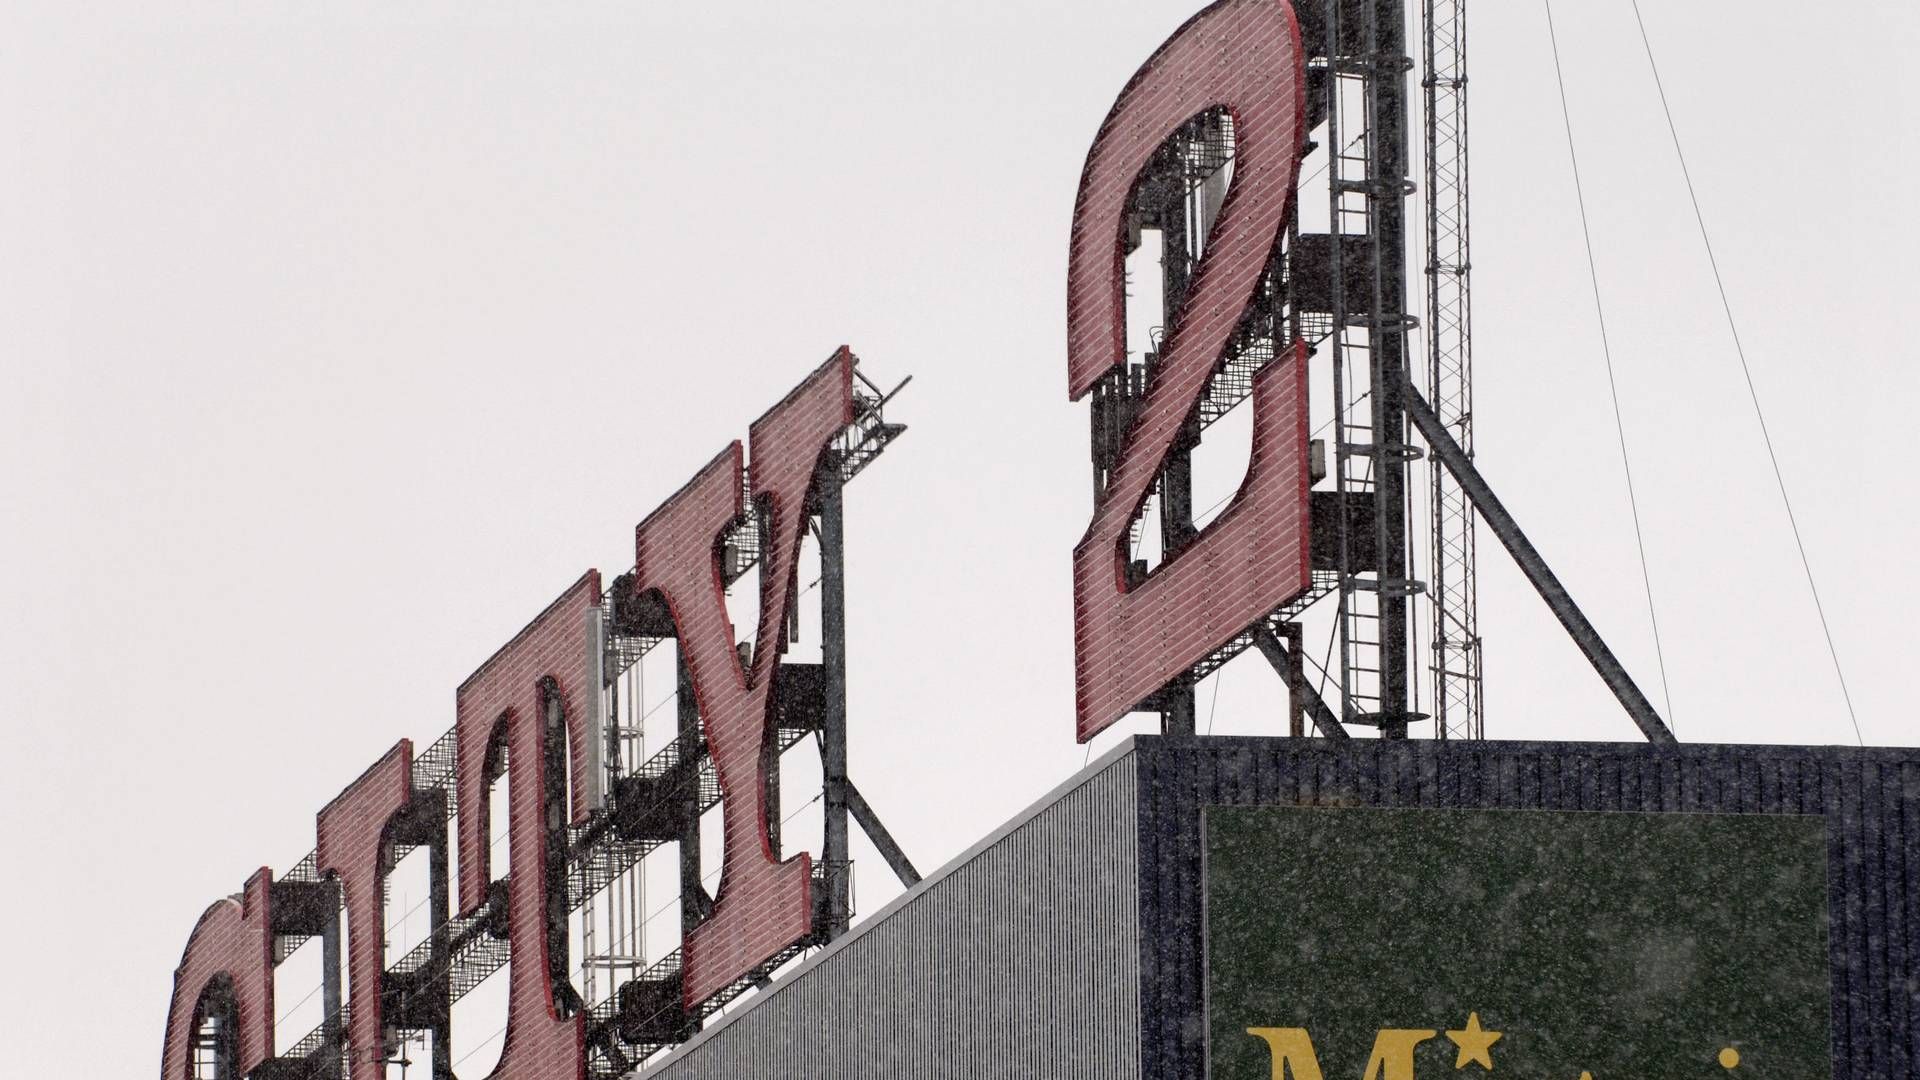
[{"x1": 1326, "y1": 57, "x2": 1386, "y2": 727}]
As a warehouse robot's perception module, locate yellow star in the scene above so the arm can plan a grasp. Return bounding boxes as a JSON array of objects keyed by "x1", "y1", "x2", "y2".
[{"x1": 1445, "y1": 1011, "x2": 1502, "y2": 1070}]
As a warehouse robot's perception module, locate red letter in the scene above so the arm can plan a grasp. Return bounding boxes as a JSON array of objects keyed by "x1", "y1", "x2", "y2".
[
  {"x1": 632, "y1": 349, "x2": 853, "y2": 1007},
  {"x1": 160, "y1": 869, "x2": 275, "y2": 1079},
  {"x1": 1067, "y1": 0, "x2": 1312, "y2": 741},
  {"x1": 454, "y1": 571, "x2": 603, "y2": 1080},
  {"x1": 315, "y1": 741, "x2": 412, "y2": 1076}
]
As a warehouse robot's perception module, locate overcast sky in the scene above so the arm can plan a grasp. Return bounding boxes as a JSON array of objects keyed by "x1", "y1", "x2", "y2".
[{"x1": 3, "y1": 1, "x2": 1916, "y2": 1076}]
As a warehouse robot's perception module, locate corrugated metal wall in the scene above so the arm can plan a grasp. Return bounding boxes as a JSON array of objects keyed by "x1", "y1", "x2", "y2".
[
  {"x1": 644, "y1": 752, "x2": 1143, "y2": 1079},
  {"x1": 1133, "y1": 736, "x2": 1920, "y2": 1080}
]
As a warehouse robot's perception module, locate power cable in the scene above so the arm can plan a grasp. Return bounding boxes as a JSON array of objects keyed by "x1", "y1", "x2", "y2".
[
  {"x1": 1624, "y1": 0, "x2": 1865, "y2": 747},
  {"x1": 1541, "y1": 0, "x2": 1678, "y2": 729},
  {"x1": 454, "y1": 1021, "x2": 508, "y2": 1069},
  {"x1": 273, "y1": 978, "x2": 327, "y2": 1030}
]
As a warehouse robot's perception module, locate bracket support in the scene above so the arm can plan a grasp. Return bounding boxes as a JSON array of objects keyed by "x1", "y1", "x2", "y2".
[{"x1": 1403, "y1": 379, "x2": 1675, "y2": 744}]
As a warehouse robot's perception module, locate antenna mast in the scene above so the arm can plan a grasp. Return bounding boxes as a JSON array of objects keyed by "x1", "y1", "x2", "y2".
[{"x1": 1422, "y1": 0, "x2": 1483, "y2": 738}]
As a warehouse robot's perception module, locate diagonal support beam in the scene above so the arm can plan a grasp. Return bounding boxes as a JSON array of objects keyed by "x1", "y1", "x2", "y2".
[
  {"x1": 843, "y1": 779, "x2": 921, "y2": 887},
  {"x1": 1249, "y1": 625, "x2": 1350, "y2": 739},
  {"x1": 1402, "y1": 380, "x2": 1676, "y2": 744}
]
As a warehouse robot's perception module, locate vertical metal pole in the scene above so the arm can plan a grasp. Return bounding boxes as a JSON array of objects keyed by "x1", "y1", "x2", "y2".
[
  {"x1": 1158, "y1": 158, "x2": 1200, "y2": 738},
  {"x1": 818, "y1": 465, "x2": 852, "y2": 940},
  {"x1": 541, "y1": 688, "x2": 573, "y2": 1011},
  {"x1": 1325, "y1": 0, "x2": 1356, "y2": 728},
  {"x1": 1282, "y1": 622, "x2": 1307, "y2": 738},
  {"x1": 1159, "y1": 195, "x2": 1197, "y2": 564},
  {"x1": 762, "y1": 711, "x2": 782, "y2": 858},
  {"x1": 1158, "y1": 419, "x2": 1199, "y2": 737},
  {"x1": 675, "y1": 653, "x2": 704, "y2": 939},
  {"x1": 320, "y1": 884, "x2": 343, "y2": 1080},
  {"x1": 673, "y1": 645, "x2": 705, "y2": 1033},
  {"x1": 429, "y1": 818, "x2": 453, "y2": 1080},
  {"x1": 1369, "y1": 0, "x2": 1414, "y2": 736}
]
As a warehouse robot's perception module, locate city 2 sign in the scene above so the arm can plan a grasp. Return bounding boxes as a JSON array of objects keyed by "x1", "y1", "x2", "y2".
[{"x1": 163, "y1": 0, "x2": 1328, "y2": 1074}]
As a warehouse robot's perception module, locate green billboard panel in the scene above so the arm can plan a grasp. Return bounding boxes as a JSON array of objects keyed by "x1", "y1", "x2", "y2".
[{"x1": 1205, "y1": 806, "x2": 1829, "y2": 1079}]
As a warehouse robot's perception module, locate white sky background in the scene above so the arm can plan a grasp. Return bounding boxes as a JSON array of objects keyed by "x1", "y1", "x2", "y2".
[{"x1": 2, "y1": 0, "x2": 1916, "y2": 1074}]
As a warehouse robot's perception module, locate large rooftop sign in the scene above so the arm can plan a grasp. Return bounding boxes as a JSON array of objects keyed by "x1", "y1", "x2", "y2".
[
  {"x1": 160, "y1": 352, "x2": 878, "y2": 1078},
  {"x1": 1067, "y1": 0, "x2": 1313, "y2": 742},
  {"x1": 161, "y1": 0, "x2": 1913, "y2": 1077}
]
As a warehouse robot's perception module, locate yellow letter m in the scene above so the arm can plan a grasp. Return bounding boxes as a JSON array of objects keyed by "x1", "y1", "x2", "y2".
[{"x1": 1246, "y1": 1027, "x2": 1438, "y2": 1080}]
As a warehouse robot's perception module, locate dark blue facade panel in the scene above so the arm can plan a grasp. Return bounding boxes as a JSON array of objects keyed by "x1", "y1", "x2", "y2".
[{"x1": 1133, "y1": 736, "x2": 1920, "y2": 1080}]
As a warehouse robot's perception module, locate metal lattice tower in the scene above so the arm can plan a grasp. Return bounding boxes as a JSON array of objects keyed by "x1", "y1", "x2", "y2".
[{"x1": 1422, "y1": 0, "x2": 1483, "y2": 739}]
